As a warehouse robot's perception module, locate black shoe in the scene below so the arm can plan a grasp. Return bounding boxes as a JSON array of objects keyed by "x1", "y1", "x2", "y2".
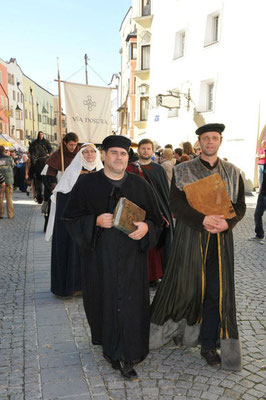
[
  {"x1": 201, "y1": 349, "x2": 221, "y2": 366},
  {"x1": 117, "y1": 361, "x2": 138, "y2": 380}
]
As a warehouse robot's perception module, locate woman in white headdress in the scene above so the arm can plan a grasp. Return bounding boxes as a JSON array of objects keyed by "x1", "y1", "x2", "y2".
[{"x1": 47, "y1": 143, "x2": 103, "y2": 297}]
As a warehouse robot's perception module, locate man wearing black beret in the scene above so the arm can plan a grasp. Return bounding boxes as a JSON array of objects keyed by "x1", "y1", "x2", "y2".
[
  {"x1": 150, "y1": 123, "x2": 246, "y2": 372},
  {"x1": 63, "y1": 135, "x2": 163, "y2": 380}
]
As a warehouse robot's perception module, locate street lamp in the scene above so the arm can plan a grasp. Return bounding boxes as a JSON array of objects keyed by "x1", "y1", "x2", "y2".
[{"x1": 139, "y1": 83, "x2": 149, "y2": 95}]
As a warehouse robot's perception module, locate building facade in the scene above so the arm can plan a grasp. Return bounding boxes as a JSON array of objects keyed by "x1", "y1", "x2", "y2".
[
  {"x1": 0, "y1": 60, "x2": 9, "y2": 136},
  {"x1": 136, "y1": 0, "x2": 265, "y2": 188},
  {"x1": 23, "y1": 74, "x2": 56, "y2": 146}
]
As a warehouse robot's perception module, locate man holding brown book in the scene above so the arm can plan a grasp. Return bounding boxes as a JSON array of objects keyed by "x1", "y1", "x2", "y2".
[
  {"x1": 150, "y1": 123, "x2": 246, "y2": 372},
  {"x1": 63, "y1": 135, "x2": 162, "y2": 380}
]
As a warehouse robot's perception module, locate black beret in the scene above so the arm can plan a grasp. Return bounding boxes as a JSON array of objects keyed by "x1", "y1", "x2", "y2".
[
  {"x1": 195, "y1": 123, "x2": 225, "y2": 136},
  {"x1": 102, "y1": 135, "x2": 131, "y2": 152}
]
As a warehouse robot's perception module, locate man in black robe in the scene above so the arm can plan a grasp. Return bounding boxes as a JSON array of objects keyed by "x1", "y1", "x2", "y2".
[
  {"x1": 29, "y1": 131, "x2": 52, "y2": 203},
  {"x1": 63, "y1": 135, "x2": 162, "y2": 380},
  {"x1": 150, "y1": 123, "x2": 246, "y2": 372},
  {"x1": 127, "y1": 139, "x2": 174, "y2": 282}
]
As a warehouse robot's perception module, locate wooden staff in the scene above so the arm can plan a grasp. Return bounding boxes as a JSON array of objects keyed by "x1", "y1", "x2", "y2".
[{"x1": 57, "y1": 58, "x2": 64, "y2": 172}]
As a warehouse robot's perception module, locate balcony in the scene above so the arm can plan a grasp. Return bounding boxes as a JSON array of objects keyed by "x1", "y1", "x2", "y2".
[
  {"x1": 134, "y1": 120, "x2": 147, "y2": 129},
  {"x1": 134, "y1": 69, "x2": 150, "y2": 80},
  {"x1": 133, "y1": 14, "x2": 153, "y2": 29}
]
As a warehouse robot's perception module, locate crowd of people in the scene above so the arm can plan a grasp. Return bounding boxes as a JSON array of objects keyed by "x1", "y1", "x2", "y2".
[{"x1": 0, "y1": 125, "x2": 265, "y2": 381}]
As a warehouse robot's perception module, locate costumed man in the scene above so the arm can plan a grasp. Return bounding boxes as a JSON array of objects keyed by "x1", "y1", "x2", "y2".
[
  {"x1": 45, "y1": 143, "x2": 103, "y2": 298},
  {"x1": 29, "y1": 131, "x2": 52, "y2": 203},
  {"x1": 0, "y1": 145, "x2": 14, "y2": 219},
  {"x1": 63, "y1": 135, "x2": 163, "y2": 380},
  {"x1": 127, "y1": 138, "x2": 174, "y2": 283},
  {"x1": 42, "y1": 132, "x2": 79, "y2": 232},
  {"x1": 150, "y1": 123, "x2": 246, "y2": 372}
]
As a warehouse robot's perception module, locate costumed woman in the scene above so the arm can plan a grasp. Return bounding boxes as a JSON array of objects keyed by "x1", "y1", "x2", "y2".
[{"x1": 45, "y1": 143, "x2": 103, "y2": 297}]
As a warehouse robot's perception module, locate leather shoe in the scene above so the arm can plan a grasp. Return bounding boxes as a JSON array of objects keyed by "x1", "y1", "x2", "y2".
[
  {"x1": 201, "y1": 349, "x2": 221, "y2": 366},
  {"x1": 117, "y1": 361, "x2": 138, "y2": 380}
]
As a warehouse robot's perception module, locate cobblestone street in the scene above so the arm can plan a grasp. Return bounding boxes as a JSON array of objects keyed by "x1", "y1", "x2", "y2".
[{"x1": 0, "y1": 191, "x2": 265, "y2": 400}]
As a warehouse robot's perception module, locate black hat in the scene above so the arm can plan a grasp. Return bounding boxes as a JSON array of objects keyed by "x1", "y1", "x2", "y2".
[
  {"x1": 102, "y1": 135, "x2": 131, "y2": 152},
  {"x1": 195, "y1": 123, "x2": 225, "y2": 136}
]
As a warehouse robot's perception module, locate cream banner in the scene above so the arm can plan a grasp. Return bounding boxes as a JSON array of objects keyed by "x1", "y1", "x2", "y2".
[{"x1": 64, "y1": 81, "x2": 112, "y2": 143}]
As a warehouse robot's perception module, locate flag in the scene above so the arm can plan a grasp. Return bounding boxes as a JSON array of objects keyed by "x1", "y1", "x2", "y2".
[{"x1": 64, "y1": 81, "x2": 112, "y2": 143}]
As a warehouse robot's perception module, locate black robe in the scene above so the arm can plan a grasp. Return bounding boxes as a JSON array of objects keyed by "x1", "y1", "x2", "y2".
[
  {"x1": 63, "y1": 170, "x2": 163, "y2": 362},
  {"x1": 150, "y1": 164, "x2": 246, "y2": 370},
  {"x1": 50, "y1": 192, "x2": 82, "y2": 297},
  {"x1": 128, "y1": 162, "x2": 174, "y2": 268}
]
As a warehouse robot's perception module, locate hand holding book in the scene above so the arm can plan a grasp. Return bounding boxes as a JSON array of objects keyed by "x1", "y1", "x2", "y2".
[{"x1": 128, "y1": 221, "x2": 149, "y2": 240}]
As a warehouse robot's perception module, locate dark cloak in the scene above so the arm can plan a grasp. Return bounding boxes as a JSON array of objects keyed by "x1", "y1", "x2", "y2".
[
  {"x1": 50, "y1": 192, "x2": 82, "y2": 297},
  {"x1": 63, "y1": 170, "x2": 163, "y2": 362},
  {"x1": 150, "y1": 172, "x2": 246, "y2": 370},
  {"x1": 127, "y1": 161, "x2": 174, "y2": 269}
]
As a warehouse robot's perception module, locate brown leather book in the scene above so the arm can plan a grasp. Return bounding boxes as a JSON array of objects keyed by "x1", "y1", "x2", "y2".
[
  {"x1": 113, "y1": 197, "x2": 146, "y2": 234},
  {"x1": 183, "y1": 173, "x2": 236, "y2": 219}
]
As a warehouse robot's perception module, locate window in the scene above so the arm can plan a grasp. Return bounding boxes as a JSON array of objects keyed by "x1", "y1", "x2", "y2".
[
  {"x1": 24, "y1": 94, "x2": 27, "y2": 102},
  {"x1": 10, "y1": 107, "x2": 14, "y2": 117},
  {"x1": 0, "y1": 122, "x2": 2, "y2": 132},
  {"x1": 199, "y1": 80, "x2": 215, "y2": 112},
  {"x1": 38, "y1": 114, "x2": 41, "y2": 122},
  {"x1": 207, "y1": 83, "x2": 214, "y2": 111},
  {"x1": 141, "y1": 45, "x2": 150, "y2": 70},
  {"x1": 129, "y1": 42, "x2": 137, "y2": 60},
  {"x1": 204, "y1": 12, "x2": 220, "y2": 46},
  {"x1": 25, "y1": 109, "x2": 28, "y2": 119},
  {"x1": 13, "y1": 90, "x2": 16, "y2": 101},
  {"x1": 0, "y1": 70, "x2": 2, "y2": 84},
  {"x1": 29, "y1": 111, "x2": 32, "y2": 120},
  {"x1": 140, "y1": 97, "x2": 149, "y2": 121},
  {"x1": 8, "y1": 73, "x2": 12, "y2": 84},
  {"x1": 168, "y1": 108, "x2": 179, "y2": 118},
  {"x1": 173, "y1": 30, "x2": 186, "y2": 59},
  {"x1": 142, "y1": 0, "x2": 151, "y2": 16},
  {"x1": 17, "y1": 92, "x2": 20, "y2": 102}
]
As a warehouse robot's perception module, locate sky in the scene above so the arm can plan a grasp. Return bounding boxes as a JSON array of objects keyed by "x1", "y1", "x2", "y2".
[{"x1": 0, "y1": 0, "x2": 131, "y2": 95}]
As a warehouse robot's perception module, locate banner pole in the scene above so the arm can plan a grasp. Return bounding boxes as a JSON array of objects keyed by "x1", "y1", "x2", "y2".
[{"x1": 57, "y1": 58, "x2": 64, "y2": 173}]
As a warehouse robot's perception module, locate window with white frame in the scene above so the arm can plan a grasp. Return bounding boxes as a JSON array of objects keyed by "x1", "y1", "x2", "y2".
[
  {"x1": 129, "y1": 42, "x2": 137, "y2": 60},
  {"x1": 168, "y1": 107, "x2": 179, "y2": 118},
  {"x1": 204, "y1": 12, "x2": 220, "y2": 46},
  {"x1": 142, "y1": 0, "x2": 151, "y2": 16},
  {"x1": 199, "y1": 80, "x2": 215, "y2": 112},
  {"x1": 173, "y1": 30, "x2": 186, "y2": 59},
  {"x1": 141, "y1": 45, "x2": 150, "y2": 70},
  {"x1": 140, "y1": 97, "x2": 149, "y2": 120}
]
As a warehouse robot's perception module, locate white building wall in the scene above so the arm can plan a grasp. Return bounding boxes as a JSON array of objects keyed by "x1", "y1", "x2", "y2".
[
  {"x1": 6, "y1": 59, "x2": 24, "y2": 140},
  {"x1": 147, "y1": 0, "x2": 266, "y2": 188}
]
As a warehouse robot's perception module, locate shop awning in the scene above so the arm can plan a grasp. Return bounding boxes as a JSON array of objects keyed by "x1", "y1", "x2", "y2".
[{"x1": 0, "y1": 133, "x2": 27, "y2": 151}]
